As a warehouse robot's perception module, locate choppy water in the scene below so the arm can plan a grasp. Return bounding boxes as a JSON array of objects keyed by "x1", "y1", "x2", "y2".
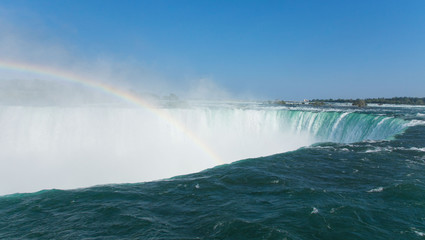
[{"x1": 0, "y1": 103, "x2": 424, "y2": 239}]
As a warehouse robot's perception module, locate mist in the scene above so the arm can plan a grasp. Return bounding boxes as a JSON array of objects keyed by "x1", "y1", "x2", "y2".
[
  {"x1": 0, "y1": 16, "x2": 310, "y2": 195},
  {"x1": 0, "y1": 98, "x2": 317, "y2": 195},
  {"x1": 0, "y1": 9, "x2": 321, "y2": 195}
]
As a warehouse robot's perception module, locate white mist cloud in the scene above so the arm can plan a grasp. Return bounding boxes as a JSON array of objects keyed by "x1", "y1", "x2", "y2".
[{"x1": 0, "y1": 6, "x2": 248, "y2": 196}]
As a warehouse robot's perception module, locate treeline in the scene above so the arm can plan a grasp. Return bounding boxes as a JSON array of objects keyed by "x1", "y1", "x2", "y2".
[{"x1": 310, "y1": 97, "x2": 425, "y2": 106}]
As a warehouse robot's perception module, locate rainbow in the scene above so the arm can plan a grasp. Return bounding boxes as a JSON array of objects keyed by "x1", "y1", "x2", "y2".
[{"x1": 0, "y1": 60, "x2": 223, "y2": 165}]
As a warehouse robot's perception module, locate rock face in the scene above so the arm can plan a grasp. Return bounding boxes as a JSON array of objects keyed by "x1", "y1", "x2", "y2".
[{"x1": 352, "y1": 99, "x2": 367, "y2": 107}]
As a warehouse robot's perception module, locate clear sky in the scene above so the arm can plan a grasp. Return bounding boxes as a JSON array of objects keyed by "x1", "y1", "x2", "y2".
[{"x1": 0, "y1": 0, "x2": 424, "y2": 100}]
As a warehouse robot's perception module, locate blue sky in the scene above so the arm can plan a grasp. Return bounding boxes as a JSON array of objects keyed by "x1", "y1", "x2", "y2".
[{"x1": 1, "y1": 0, "x2": 425, "y2": 100}]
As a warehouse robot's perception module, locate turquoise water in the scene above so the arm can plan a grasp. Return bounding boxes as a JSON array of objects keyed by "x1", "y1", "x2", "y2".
[{"x1": 0, "y1": 104, "x2": 424, "y2": 239}]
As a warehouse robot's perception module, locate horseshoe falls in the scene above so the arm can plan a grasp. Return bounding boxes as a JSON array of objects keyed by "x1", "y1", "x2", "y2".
[{"x1": 0, "y1": 102, "x2": 424, "y2": 239}]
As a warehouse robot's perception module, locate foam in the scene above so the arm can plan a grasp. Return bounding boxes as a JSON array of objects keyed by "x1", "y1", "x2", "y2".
[{"x1": 367, "y1": 187, "x2": 384, "y2": 193}]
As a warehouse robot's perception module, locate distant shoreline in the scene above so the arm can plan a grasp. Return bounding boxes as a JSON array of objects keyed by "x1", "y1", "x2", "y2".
[{"x1": 309, "y1": 97, "x2": 425, "y2": 106}]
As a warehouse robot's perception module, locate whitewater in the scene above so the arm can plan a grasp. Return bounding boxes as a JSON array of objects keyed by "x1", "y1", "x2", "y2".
[
  {"x1": 1, "y1": 101, "x2": 424, "y2": 239},
  {"x1": 0, "y1": 102, "x2": 407, "y2": 195}
]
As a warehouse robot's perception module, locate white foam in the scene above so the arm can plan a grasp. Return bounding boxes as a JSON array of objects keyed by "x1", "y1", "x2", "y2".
[
  {"x1": 367, "y1": 187, "x2": 384, "y2": 193},
  {"x1": 414, "y1": 230, "x2": 425, "y2": 237},
  {"x1": 365, "y1": 147, "x2": 385, "y2": 153},
  {"x1": 311, "y1": 207, "x2": 319, "y2": 214},
  {"x1": 371, "y1": 104, "x2": 425, "y2": 108},
  {"x1": 411, "y1": 227, "x2": 425, "y2": 237},
  {"x1": 409, "y1": 147, "x2": 425, "y2": 152},
  {"x1": 365, "y1": 146, "x2": 425, "y2": 153},
  {"x1": 406, "y1": 119, "x2": 425, "y2": 127}
]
